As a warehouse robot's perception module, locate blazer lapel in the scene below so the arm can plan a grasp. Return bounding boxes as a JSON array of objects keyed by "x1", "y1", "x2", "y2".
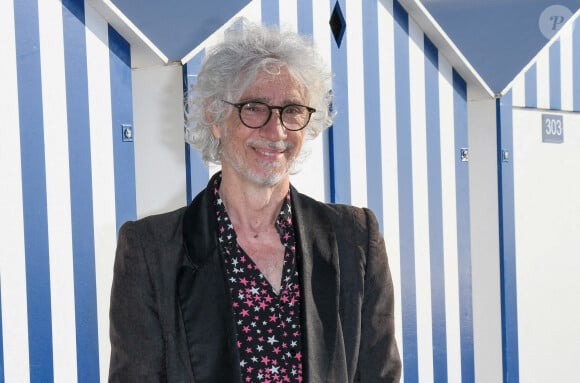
[
  {"x1": 177, "y1": 184, "x2": 241, "y2": 383},
  {"x1": 291, "y1": 189, "x2": 348, "y2": 382}
]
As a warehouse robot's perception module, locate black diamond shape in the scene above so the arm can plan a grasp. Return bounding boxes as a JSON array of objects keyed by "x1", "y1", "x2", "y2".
[{"x1": 329, "y1": 2, "x2": 346, "y2": 48}]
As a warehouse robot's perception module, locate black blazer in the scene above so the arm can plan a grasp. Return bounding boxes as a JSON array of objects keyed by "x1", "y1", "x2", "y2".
[{"x1": 109, "y1": 180, "x2": 401, "y2": 382}]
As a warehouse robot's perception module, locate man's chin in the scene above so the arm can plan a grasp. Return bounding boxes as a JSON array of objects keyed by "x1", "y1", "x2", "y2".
[
  {"x1": 248, "y1": 165, "x2": 290, "y2": 187},
  {"x1": 253, "y1": 172, "x2": 286, "y2": 187},
  {"x1": 225, "y1": 155, "x2": 293, "y2": 187}
]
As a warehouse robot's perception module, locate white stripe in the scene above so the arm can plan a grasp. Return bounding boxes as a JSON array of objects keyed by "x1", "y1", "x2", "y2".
[
  {"x1": 511, "y1": 72, "x2": 526, "y2": 107},
  {"x1": 312, "y1": 0, "x2": 331, "y2": 68},
  {"x1": 408, "y1": 19, "x2": 434, "y2": 383},
  {"x1": 38, "y1": 0, "x2": 78, "y2": 381},
  {"x1": 290, "y1": 137, "x2": 328, "y2": 202},
  {"x1": 378, "y1": 1, "x2": 403, "y2": 377},
  {"x1": 278, "y1": 0, "x2": 297, "y2": 31},
  {"x1": 308, "y1": 0, "x2": 333, "y2": 203},
  {"x1": 238, "y1": 0, "x2": 261, "y2": 23},
  {"x1": 560, "y1": 29, "x2": 573, "y2": 111},
  {"x1": 439, "y1": 56, "x2": 462, "y2": 383},
  {"x1": 208, "y1": 163, "x2": 222, "y2": 180},
  {"x1": 536, "y1": 49, "x2": 550, "y2": 109},
  {"x1": 0, "y1": 0, "x2": 31, "y2": 381},
  {"x1": 345, "y1": 0, "x2": 367, "y2": 207},
  {"x1": 85, "y1": 4, "x2": 118, "y2": 380}
]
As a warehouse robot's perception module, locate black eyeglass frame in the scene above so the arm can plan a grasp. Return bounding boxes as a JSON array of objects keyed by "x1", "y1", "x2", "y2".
[{"x1": 222, "y1": 100, "x2": 316, "y2": 131}]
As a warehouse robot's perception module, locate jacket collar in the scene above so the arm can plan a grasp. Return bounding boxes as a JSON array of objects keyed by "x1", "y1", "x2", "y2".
[
  {"x1": 178, "y1": 175, "x2": 242, "y2": 382},
  {"x1": 181, "y1": 176, "x2": 218, "y2": 270}
]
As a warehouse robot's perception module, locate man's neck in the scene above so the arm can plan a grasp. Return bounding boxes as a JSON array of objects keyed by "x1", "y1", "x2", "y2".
[{"x1": 218, "y1": 170, "x2": 289, "y2": 234}]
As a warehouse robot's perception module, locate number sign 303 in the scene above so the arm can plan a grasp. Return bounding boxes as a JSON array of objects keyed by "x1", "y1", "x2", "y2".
[{"x1": 542, "y1": 114, "x2": 564, "y2": 143}]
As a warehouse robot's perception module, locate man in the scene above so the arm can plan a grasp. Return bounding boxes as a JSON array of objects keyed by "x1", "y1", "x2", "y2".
[{"x1": 109, "y1": 20, "x2": 401, "y2": 382}]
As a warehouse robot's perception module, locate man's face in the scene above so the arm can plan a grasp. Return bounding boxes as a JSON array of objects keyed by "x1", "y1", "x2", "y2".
[{"x1": 215, "y1": 66, "x2": 307, "y2": 187}]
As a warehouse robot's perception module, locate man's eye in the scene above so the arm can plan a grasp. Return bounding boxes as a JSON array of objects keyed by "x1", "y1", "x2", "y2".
[
  {"x1": 243, "y1": 103, "x2": 267, "y2": 113},
  {"x1": 284, "y1": 105, "x2": 303, "y2": 115}
]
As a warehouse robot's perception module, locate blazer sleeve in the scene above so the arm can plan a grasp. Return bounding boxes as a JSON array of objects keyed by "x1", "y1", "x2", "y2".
[
  {"x1": 109, "y1": 221, "x2": 166, "y2": 383},
  {"x1": 356, "y1": 208, "x2": 401, "y2": 382}
]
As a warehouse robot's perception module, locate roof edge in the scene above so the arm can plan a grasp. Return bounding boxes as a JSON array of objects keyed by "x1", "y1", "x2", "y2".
[
  {"x1": 86, "y1": 0, "x2": 170, "y2": 68},
  {"x1": 398, "y1": 0, "x2": 495, "y2": 100}
]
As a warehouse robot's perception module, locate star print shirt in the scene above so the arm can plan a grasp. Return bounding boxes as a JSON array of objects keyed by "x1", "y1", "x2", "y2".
[{"x1": 213, "y1": 178, "x2": 303, "y2": 383}]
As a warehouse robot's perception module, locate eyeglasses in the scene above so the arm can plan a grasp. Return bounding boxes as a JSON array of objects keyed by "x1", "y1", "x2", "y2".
[{"x1": 222, "y1": 100, "x2": 316, "y2": 131}]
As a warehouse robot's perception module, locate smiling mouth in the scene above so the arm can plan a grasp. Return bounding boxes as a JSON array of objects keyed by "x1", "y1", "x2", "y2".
[
  {"x1": 254, "y1": 147, "x2": 285, "y2": 157},
  {"x1": 250, "y1": 141, "x2": 291, "y2": 157}
]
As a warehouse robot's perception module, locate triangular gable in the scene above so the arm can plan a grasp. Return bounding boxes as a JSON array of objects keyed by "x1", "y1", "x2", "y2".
[{"x1": 503, "y1": 9, "x2": 580, "y2": 112}]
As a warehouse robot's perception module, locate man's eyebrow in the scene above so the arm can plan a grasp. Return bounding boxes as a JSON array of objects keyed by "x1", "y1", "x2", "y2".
[
  {"x1": 240, "y1": 97, "x2": 305, "y2": 105},
  {"x1": 239, "y1": 97, "x2": 267, "y2": 103}
]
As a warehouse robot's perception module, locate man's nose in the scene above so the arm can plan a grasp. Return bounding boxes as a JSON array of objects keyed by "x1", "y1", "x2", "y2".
[{"x1": 260, "y1": 109, "x2": 286, "y2": 139}]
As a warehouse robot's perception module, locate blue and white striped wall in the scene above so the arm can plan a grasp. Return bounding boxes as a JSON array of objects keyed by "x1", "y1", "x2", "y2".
[
  {"x1": 184, "y1": 1, "x2": 478, "y2": 382},
  {"x1": 498, "y1": 10, "x2": 580, "y2": 383},
  {"x1": 0, "y1": 0, "x2": 135, "y2": 382}
]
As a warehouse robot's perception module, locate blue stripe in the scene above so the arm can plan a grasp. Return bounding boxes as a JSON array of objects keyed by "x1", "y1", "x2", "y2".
[
  {"x1": 109, "y1": 26, "x2": 137, "y2": 232},
  {"x1": 452, "y1": 70, "x2": 475, "y2": 383},
  {"x1": 424, "y1": 36, "x2": 448, "y2": 383},
  {"x1": 496, "y1": 94, "x2": 519, "y2": 383},
  {"x1": 297, "y1": 0, "x2": 313, "y2": 35},
  {"x1": 330, "y1": 0, "x2": 351, "y2": 204},
  {"x1": 549, "y1": 40, "x2": 561, "y2": 110},
  {"x1": 184, "y1": 52, "x2": 210, "y2": 203},
  {"x1": 261, "y1": 0, "x2": 279, "y2": 26},
  {"x1": 0, "y1": 280, "x2": 4, "y2": 383},
  {"x1": 362, "y1": 0, "x2": 384, "y2": 230},
  {"x1": 61, "y1": 0, "x2": 100, "y2": 381},
  {"x1": 524, "y1": 64, "x2": 537, "y2": 108},
  {"x1": 13, "y1": 0, "x2": 54, "y2": 380},
  {"x1": 393, "y1": 1, "x2": 418, "y2": 381},
  {"x1": 573, "y1": 19, "x2": 580, "y2": 111}
]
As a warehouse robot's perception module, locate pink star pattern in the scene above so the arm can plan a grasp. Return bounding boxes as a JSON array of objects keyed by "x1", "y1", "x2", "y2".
[{"x1": 213, "y1": 176, "x2": 303, "y2": 382}]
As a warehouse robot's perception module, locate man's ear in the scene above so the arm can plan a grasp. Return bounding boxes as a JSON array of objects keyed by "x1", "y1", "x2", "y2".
[
  {"x1": 205, "y1": 99, "x2": 223, "y2": 140},
  {"x1": 210, "y1": 124, "x2": 222, "y2": 140}
]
